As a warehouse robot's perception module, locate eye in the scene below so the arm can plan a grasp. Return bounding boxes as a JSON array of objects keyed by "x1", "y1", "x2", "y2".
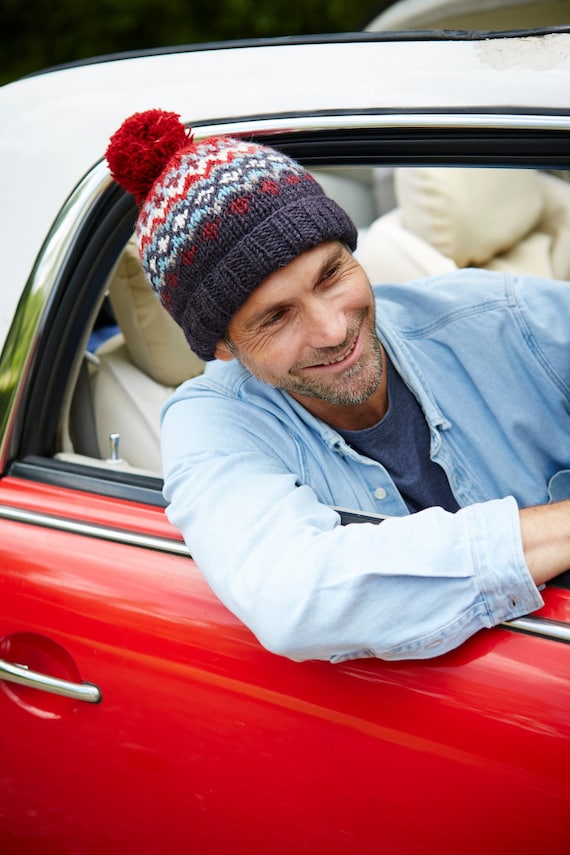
[
  {"x1": 321, "y1": 262, "x2": 341, "y2": 281},
  {"x1": 261, "y1": 307, "x2": 288, "y2": 329},
  {"x1": 319, "y1": 259, "x2": 346, "y2": 286}
]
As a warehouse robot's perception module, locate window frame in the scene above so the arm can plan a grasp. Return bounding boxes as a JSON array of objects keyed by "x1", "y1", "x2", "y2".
[{"x1": 4, "y1": 110, "x2": 570, "y2": 508}]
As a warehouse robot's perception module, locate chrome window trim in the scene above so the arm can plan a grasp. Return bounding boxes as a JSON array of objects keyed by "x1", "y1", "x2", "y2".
[
  {"x1": 200, "y1": 112, "x2": 570, "y2": 138},
  {"x1": 0, "y1": 502, "x2": 189, "y2": 557},
  {"x1": 502, "y1": 616, "x2": 570, "y2": 644},
  {"x1": 1, "y1": 502, "x2": 569, "y2": 647},
  {"x1": 0, "y1": 165, "x2": 115, "y2": 471}
]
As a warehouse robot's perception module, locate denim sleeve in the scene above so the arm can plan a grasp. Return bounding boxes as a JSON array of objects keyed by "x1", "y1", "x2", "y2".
[{"x1": 161, "y1": 390, "x2": 543, "y2": 663}]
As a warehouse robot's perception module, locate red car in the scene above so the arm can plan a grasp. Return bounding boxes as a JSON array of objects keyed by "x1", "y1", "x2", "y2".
[{"x1": 1, "y1": 27, "x2": 569, "y2": 854}]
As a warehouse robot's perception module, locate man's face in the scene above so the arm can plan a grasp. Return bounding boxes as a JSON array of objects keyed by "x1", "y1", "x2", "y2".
[{"x1": 215, "y1": 241, "x2": 385, "y2": 427}]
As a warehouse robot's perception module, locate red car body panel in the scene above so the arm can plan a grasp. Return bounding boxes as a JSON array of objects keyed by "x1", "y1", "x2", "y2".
[{"x1": 1, "y1": 476, "x2": 569, "y2": 854}]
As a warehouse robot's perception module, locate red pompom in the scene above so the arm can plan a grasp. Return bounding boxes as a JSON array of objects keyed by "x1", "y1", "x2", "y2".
[{"x1": 106, "y1": 109, "x2": 192, "y2": 204}]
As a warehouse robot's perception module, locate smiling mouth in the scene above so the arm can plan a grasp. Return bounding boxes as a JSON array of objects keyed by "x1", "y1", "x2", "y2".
[
  {"x1": 317, "y1": 340, "x2": 356, "y2": 366},
  {"x1": 304, "y1": 333, "x2": 359, "y2": 370}
]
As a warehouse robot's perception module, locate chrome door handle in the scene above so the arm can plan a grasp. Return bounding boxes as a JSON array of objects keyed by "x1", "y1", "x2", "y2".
[{"x1": 0, "y1": 658, "x2": 102, "y2": 704}]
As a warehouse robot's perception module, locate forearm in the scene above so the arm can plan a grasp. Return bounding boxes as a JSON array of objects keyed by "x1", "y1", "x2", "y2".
[
  {"x1": 168, "y1": 466, "x2": 542, "y2": 661},
  {"x1": 520, "y1": 499, "x2": 570, "y2": 586}
]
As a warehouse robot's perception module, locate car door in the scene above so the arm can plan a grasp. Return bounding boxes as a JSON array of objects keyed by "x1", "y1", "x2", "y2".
[
  {"x1": 2, "y1": 471, "x2": 570, "y2": 855},
  {"x1": 2, "y1": 470, "x2": 570, "y2": 855},
  {"x1": 1, "y1": 122, "x2": 569, "y2": 855}
]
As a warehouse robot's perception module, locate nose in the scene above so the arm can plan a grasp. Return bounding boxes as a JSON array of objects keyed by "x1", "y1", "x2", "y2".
[{"x1": 303, "y1": 297, "x2": 348, "y2": 349}]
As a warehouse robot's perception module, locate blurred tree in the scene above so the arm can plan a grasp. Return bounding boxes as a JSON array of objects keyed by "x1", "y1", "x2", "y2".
[{"x1": 0, "y1": 0, "x2": 387, "y2": 85}]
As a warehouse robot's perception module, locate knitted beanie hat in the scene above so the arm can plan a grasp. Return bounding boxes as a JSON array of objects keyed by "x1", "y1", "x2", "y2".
[{"x1": 106, "y1": 109, "x2": 357, "y2": 361}]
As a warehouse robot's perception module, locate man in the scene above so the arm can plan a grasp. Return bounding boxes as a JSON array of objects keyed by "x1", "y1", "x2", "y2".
[{"x1": 106, "y1": 110, "x2": 570, "y2": 663}]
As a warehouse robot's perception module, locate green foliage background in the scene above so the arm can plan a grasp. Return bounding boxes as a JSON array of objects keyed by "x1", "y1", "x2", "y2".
[{"x1": 0, "y1": 0, "x2": 385, "y2": 85}]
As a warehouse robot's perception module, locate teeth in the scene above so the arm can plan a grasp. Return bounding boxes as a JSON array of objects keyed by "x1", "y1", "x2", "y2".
[{"x1": 321, "y1": 340, "x2": 355, "y2": 366}]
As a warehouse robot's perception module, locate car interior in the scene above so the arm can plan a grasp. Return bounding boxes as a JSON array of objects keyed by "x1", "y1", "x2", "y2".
[{"x1": 57, "y1": 164, "x2": 570, "y2": 480}]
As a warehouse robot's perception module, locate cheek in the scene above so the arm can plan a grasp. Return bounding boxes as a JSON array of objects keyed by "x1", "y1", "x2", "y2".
[
  {"x1": 353, "y1": 275, "x2": 375, "y2": 310},
  {"x1": 332, "y1": 284, "x2": 374, "y2": 330},
  {"x1": 260, "y1": 335, "x2": 303, "y2": 378},
  {"x1": 237, "y1": 332, "x2": 299, "y2": 380}
]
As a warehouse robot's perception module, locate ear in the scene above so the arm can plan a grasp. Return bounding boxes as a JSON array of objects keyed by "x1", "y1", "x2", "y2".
[{"x1": 214, "y1": 338, "x2": 234, "y2": 362}]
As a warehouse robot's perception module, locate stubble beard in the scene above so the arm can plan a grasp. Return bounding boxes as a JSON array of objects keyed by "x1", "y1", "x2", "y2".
[{"x1": 234, "y1": 312, "x2": 384, "y2": 407}]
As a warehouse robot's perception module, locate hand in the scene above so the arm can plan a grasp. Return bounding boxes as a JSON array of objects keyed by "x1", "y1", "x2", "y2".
[{"x1": 520, "y1": 499, "x2": 570, "y2": 586}]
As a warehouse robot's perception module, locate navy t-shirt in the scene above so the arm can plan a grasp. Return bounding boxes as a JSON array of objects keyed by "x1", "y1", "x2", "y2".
[{"x1": 338, "y1": 357, "x2": 459, "y2": 513}]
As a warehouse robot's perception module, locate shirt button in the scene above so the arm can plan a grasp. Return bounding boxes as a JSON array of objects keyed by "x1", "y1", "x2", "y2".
[{"x1": 374, "y1": 487, "x2": 387, "y2": 500}]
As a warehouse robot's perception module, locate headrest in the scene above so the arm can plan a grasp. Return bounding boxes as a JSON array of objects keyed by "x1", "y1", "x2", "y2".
[
  {"x1": 395, "y1": 168, "x2": 545, "y2": 267},
  {"x1": 357, "y1": 208, "x2": 457, "y2": 284},
  {"x1": 107, "y1": 239, "x2": 204, "y2": 387}
]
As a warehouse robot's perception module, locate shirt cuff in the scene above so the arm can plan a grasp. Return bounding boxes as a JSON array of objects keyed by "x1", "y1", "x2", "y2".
[{"x1": 465, "y1": 495, "x2": 544, "y2": 625}]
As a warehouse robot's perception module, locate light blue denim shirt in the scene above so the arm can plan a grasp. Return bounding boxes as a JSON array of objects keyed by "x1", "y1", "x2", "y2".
[{"x1": 161, "y1": 269, "x2": 570, "y2": 662}]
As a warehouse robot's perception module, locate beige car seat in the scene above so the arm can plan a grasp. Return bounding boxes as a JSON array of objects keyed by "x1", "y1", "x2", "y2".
[
  {"x1": 90, "y1": 240, "x2": 204, "y2": 474},
  {"x1": 359, "y1": 167, "x2": 570, "y2": 283}
]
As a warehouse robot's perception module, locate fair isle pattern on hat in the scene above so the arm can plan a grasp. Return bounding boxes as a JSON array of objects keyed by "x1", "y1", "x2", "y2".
[
  {"x1": 135, "y1": 135, "x2": 357, "y2": 360},
  {"x1": 136, "y1": 137, "x2": 309, "y2": 295}
]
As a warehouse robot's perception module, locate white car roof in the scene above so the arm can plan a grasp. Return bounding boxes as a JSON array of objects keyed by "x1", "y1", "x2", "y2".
[{"x1": 1, "y1": 32, "x2": 570, "y2": 350}]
